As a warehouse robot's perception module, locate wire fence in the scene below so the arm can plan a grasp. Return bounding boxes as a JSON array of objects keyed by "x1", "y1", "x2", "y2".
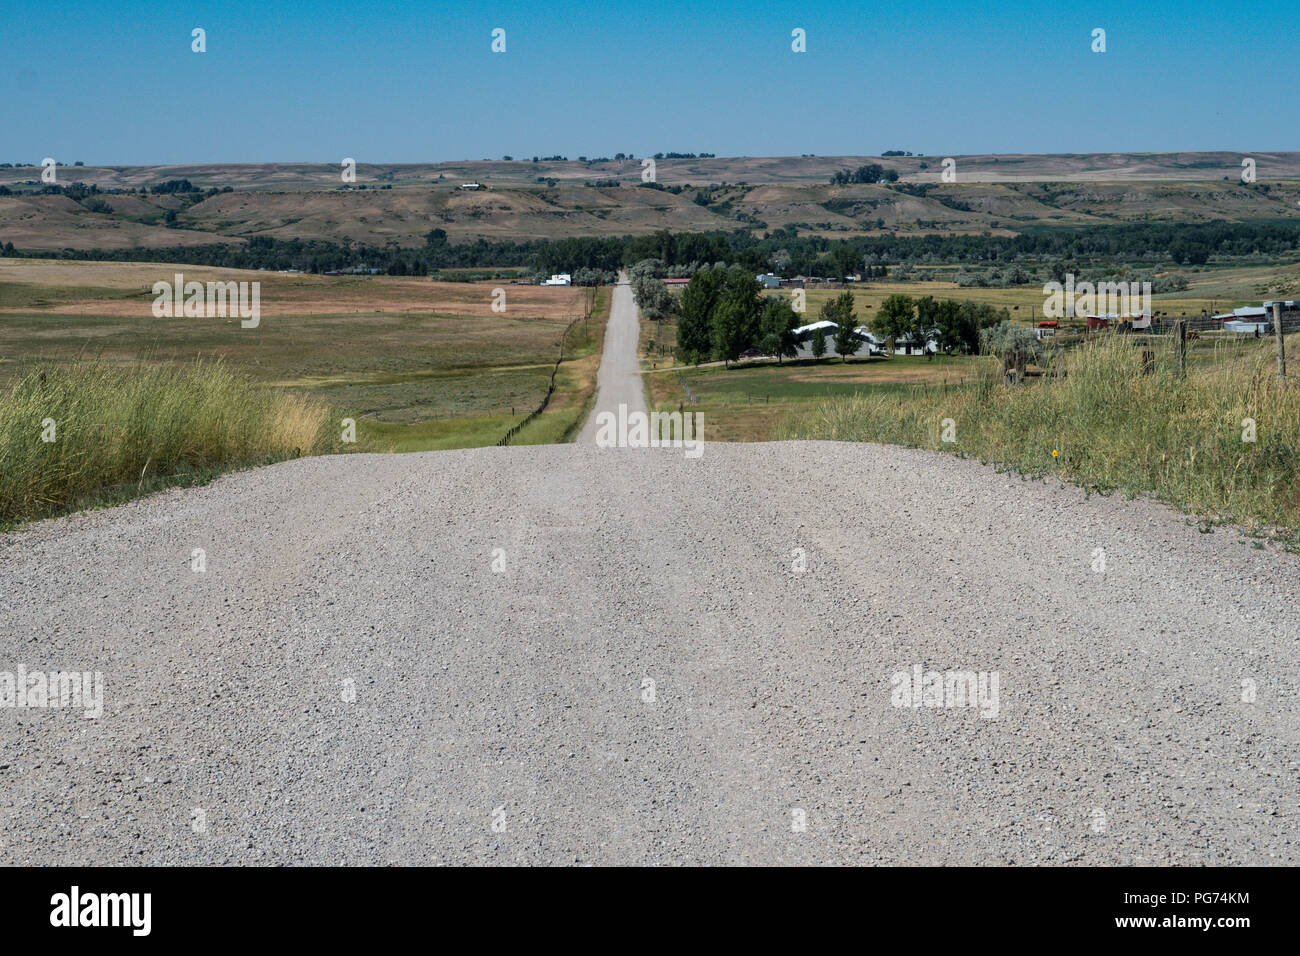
[{"x1": 496, "y1": 300, "x2": 592, "y2": 446}]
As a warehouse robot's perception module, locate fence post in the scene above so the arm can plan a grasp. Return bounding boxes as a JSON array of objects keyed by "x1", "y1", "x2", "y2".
[
  {"x1": 1173, "y1": 320, "x2": 1186, "y2": 377},
  {"x1": 1274, "y1": 301, "x2": 1287, "y2": 386}
]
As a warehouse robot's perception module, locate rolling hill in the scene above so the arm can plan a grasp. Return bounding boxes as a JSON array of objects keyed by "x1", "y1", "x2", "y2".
[{"x1": 4, "y1": 152, "x2": 1300, "y2": 251}]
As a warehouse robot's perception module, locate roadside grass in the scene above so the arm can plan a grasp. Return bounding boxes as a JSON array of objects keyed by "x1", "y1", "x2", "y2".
[
  {"x1": 640, "y1": 314, "x2": 678, "y2": 369},
  {"x1": 356, "y1": 413, "x2": 516, "y2": 452},
  {"x1": 0, "y1": 361, "x2": 332, "y2": 526},
  {"x1": 780, "y1": 334, "x2": 1300, "y2": 545}
]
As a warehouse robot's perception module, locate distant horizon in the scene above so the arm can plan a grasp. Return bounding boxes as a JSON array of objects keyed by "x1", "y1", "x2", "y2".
[{"x1": 12, "y1": 149, "x2": 1300, "y2": 170}]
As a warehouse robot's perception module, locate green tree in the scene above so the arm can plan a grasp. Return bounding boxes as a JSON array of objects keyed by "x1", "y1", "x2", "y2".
[
  {"x1": 710, "y1": 267, "x2": 763, "y2": 365},
  {"x1": 830, "y1": 246, "x2": 860, "y2": 280},
  {"x1": 632, "y1": 275, "x2": 676, "y2": 324},
  {"x1": 759, "y1": 297, "x2": 800, "y2": 364},
  {"x1": 628, "y1": 257, "x2": 663, "y2": 283},
  {"x1": 872, "y1": 293, "x2": 916, "y2": 344},
  {"x1": 810, "y1": 326, "x2": 827, "y2": 361},
  {"x1": 711, "y1": 297, "x2": 744, "y2": 366},
  {"x1": 822, "y1": 291, "x2": 861, "y2": 362},
  {"x1": 915, "y1": 295, "x2": 944, "y2": 350},
  {"x1": 676, "y1": 268, "x2": 722, "y2": 364},
  {"x1": 924, "y1": 297, "x2": 1007, "y2": 354}
]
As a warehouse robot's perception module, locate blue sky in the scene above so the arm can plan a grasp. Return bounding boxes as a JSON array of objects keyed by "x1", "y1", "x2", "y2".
[{"x1": 2, "y1": 0, "x2": 1296, "y2": 165}]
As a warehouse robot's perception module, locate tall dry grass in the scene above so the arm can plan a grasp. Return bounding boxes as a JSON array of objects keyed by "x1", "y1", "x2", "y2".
[
  {"x1": 782, "y1": 335, "x2": 1300, "y2": 542},
  {"x1": 0, "y1": 361, "x2": 332, "y2": 525}
]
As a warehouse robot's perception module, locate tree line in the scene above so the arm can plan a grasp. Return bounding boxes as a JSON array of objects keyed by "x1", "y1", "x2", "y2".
[
  {"x1": 521, "y1": 222, "x2": 1300, "y2": 276},
  {"x1": 6, "y1": 221, "x2": 1300, "y2": 277}
]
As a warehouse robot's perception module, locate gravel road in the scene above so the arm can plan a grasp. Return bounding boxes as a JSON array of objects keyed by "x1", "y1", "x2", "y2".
[
  {"x1": 1, "y1": 280, "x2": 1297, "y2": 865},
  {"x1": 576, "y1": 276, "x2": 645, "y2": 444}
]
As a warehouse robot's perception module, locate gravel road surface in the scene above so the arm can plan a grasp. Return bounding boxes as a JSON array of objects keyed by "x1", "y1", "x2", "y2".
[
  {"x1": 576, "y1": 276, "x2": 645, "y2": 444},
  {"x1": 1, "y1": 280, "x2": 1297, "y2": 865}
]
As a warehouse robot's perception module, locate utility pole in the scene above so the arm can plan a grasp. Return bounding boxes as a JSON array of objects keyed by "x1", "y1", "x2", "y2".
[{"x1": 1274, "y1": 301, "x2": 1287, "y2": 386}]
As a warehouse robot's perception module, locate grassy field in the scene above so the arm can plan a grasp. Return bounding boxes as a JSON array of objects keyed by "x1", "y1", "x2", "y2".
[
  {"x1": 779, "y1": 333, "x2": 1300, "y2": 545},
  {"x1": 0, "y1": 258, "x2": 602, "y2": 453},
  {"x1": 358, "y1": 288, "x2": 608, "y2": 451},
  {"x1": 0, "y1": 259, "x2": 609, "y2": 520},
  {"x1": 645, "y1": 352, "x2": 973, "y2": 441}
]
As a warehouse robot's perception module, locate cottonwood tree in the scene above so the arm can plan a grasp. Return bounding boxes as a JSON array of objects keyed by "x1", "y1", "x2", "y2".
[
  {"x1": 872, "y1": 293, "x2": 917, "y2": 344},
  {"x1": 628, "y1": 258, "x2": 663, "y2": 283},
  {"x1": 710, "y1": 268, "x2": 763, "y2": 365},
  {"x1": 828, "y1": 246, "x2": 861, "y2": 281},
  {"x1": 633, "y1": 275, "x2": 676, "y2": 324},
  {"x1": 572, "y1": 267, "x2": 615, "y2": 286},
  {"x1": 677, "y1": 268, "x2": 723, "y2": 365},
  {"x1": 759, "y1": 297, "x2": 800, "y2": 364},
  {"x1": 923, "y1": 297, "x2": 1008, "y2": 354}
]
